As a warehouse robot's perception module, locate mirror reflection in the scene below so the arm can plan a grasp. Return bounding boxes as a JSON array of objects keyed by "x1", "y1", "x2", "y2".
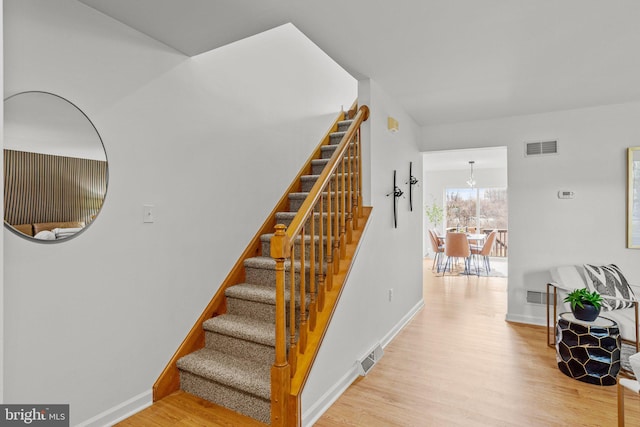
[{"x1": 4, "y1": 91, "x2": 108, "y2": 241}]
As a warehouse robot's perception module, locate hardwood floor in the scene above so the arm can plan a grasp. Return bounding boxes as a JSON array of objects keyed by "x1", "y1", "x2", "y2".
[
  {"x1": 315, "y1": 259, "x2": 640, "y2": 426},
  {"x1": 115, "y1": 391, "x2": 266, "y2": 426},
  {"x1": 119, "y1": 258, "x2": 640, "y2": 426}
]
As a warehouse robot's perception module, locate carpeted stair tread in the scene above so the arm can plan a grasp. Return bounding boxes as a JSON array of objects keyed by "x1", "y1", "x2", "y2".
[
  {"x1": 177, "y1": 347, "x2": 271, "y2": 400},
  {"x1": 311, "y1": 158, "x2": 329, "y2": 167},
  {"x1": 311, "y1": 156, "x2": 355, "y2": 166},
  {"x1": 226, "y1": 282, "x2": 279, "y2": 304},
  {"x1": 244, "y1": 256, "x2": 316, "y2": 272},
  {"x1": 226, "y1": 282, "x2": 309, "y2": 307},
  {"x1": 289, "y1": 191, "x2": 338, "y2": 199},
  {"x1": 289, "y1": 192, "x2": 310, "y2": 200},
  {"x1": 300, "y1": 173, "x2": 358, "y2": 191},
  {"x1": 203, "y1": 314, "x2": 275, "y2": 347},
  {"x1": 321, "y1": 145, "x2": 356, "y2": 159},
  {"x1": 275, "y1": 211, "x2": 328, "y2": 220},
  {"x1": 323, "y1": 140, "x2": 354, "y2": 148},
  {"x1": 260, "y1": 233, "x2": 324, "y2": 244},
  {"x1": 275, "y1": 211, "x2": 298, "y2": 221},
  {"x1": 337, "y1": 119, "x2": 354, "y2": 130},
  {"x1": 301, "y1": 174, "x2": 321, "y2": 183},
  {"x1": 244, "y1": 256, "x2": 279, "y2": 270}
]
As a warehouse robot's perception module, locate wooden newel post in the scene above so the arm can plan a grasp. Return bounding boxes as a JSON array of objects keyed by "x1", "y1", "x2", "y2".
[{"x1": 270, "y1": 224, "x2": 290, "y2": 426}]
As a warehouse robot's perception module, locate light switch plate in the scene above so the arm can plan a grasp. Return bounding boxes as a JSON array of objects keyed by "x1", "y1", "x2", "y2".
[{"x1": 143, "y1": 204, "x2": 155, "y2": 223}]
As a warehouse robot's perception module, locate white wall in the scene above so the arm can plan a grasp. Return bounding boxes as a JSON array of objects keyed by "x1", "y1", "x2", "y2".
[
  {"x1": 421, "y1": 101, "x2": 640, "y2": 325},
  {"x1": 422, "y1": 167, "x2": 507, "y2": 256},
  {"x1": 302, "y1": 79, "x2": 424, "y2": 425},
  {"x1": 3, "y1": 0, "x2": 356, "y2": 424},
  {"x1": 0, "y1": 0, "x2": 4, "y2": 403}
]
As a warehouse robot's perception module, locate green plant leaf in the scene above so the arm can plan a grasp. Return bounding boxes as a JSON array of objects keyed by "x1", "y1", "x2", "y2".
[{"x1": 563, "y1": 288, "x2": 602, "y2": 310}]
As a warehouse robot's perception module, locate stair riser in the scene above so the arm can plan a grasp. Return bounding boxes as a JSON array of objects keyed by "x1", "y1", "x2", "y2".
[
  {"x1": 337, "y1": 122, "x2": 352, "y2": 132},
  {"x1": 226, "y1": 297, "x2": 304, "y2": 327},
  {"x1": 290, "y1": 194, "x2": 356, "y2": 212},
  {"x1": 289, "y1": 195, "x2": 324, "y2": 213},
  {"x1": 226, "y1": 297, "x2": 275, "y2": 324},
  {"x1": 322, "y1": 142, "x2": 356, "y2": 156},
  {"x1": 312, "y1": 162, "x2": 328, "y2": 175},
  {"x1": 180, "y1": 371, "x2": 270, "y2": 424},
  {"x1": 330, "y1": 133, "x2": 348, "y2": 145},
  {"x1": 311, "y1": 156, "x2": 357, "y2": 174},
  {"x1": 204, "y1": 330, "x2": 275, "y2": 366},
  {"x1": 300, "y1": 177, "x2": 318, "y2": 192},
  {"x1": 301, "y1": 176, "x2": 357, "y2": 192},
  {"x1": 275, "y1": 213, "x2": 348, "y2": 233},
  {"x1": 245, "y1": 266, "x2": 323, "y2": 289},
  {"x1": 321, "y1": 146, "x2": 337, "y2": 159}
]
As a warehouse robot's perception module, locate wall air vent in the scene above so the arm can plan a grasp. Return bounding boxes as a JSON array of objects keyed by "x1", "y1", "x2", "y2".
[
  {"x1": 526, "y1": 290, "x2": 551, "y2": 305},
  {"x1": 525, "y1": 140, "x2": 558, "y2": 157},
  {"x1": 357, "y1": 343, "x2": 384, "y2": 376}
]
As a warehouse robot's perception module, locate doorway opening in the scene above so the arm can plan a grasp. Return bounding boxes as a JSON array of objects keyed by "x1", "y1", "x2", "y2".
[{"x1": 423, "y1": 146, "x2": 508, "y2": 277}]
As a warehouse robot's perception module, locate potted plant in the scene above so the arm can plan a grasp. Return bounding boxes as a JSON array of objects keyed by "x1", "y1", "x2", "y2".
[
  {"x1": 563, "y1": 288, "x2": 603, "y2": 322},
  {"x1": 425, "y1": 197, "x2": 444, "y2": 233}
]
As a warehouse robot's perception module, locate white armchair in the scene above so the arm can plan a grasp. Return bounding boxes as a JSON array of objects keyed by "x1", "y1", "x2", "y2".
[
  {"x1": 546, "y1": 265, "x2": 640, "y2": 355},
  {"x1": 617, "y1": 352, "x2": 640, "y2": 426}
]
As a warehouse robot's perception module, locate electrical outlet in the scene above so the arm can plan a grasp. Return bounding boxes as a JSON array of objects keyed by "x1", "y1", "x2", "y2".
[
  {"x1": 557, "y1": 190, "x2": 574, "y2": 199},
  {"x1": 388, "y1": 288, "x2": 393, "y2": 301}
]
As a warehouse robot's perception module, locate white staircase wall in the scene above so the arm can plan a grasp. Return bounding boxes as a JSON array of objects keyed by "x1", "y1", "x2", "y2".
[{"x1": 3, "y1": 1, "x2": 355, "y2": 425}]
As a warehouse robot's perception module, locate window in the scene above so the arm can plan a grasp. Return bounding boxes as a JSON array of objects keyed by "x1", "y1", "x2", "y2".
[{"x1": 445, "y1": 187, "x2": 507, "y2": 231}]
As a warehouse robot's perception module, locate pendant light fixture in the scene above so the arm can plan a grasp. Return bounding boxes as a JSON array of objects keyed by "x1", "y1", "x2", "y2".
[{"x1": 466, "y1": 160, "x2": 476, "y2": 188}]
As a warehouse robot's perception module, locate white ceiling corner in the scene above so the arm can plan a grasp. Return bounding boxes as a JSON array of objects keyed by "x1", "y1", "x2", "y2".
[{"x1": 78, "y1": 0, "x2": 640, "y2": 127}]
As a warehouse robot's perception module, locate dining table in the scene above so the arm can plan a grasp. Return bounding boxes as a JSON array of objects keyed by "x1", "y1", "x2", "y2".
[
  {"x1": 466, "y1": 233, "x2": 487, "y2": 247},
  {"x1": 436, "y1": 232, "x2": 486, "y2": 246}
]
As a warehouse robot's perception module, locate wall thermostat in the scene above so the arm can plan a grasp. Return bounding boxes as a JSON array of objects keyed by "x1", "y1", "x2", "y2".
[{"x1": 557, "y1": 190, "x2": 575, "y2": 199}]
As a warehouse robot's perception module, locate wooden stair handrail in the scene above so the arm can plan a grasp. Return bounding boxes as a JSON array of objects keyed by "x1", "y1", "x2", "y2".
[
  {"x1": 271, "y1": 104, "x2": 370, "y2": 426},
  {"x1": 284, "y1": 106, "x2": 369, "y2": 239}
]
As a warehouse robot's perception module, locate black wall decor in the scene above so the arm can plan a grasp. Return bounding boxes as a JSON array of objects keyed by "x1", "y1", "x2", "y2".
[
  {"x1": 386, "y1": 169, "x2": 404, "y2": 228},
  {"x1": 406, "y1": 161, "x2": 419, "y2": 211}
]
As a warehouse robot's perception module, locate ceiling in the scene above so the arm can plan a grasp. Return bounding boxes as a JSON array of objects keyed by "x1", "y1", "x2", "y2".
[{"x1": 79, "y1": 0, "x2": 640, "y2": 127}]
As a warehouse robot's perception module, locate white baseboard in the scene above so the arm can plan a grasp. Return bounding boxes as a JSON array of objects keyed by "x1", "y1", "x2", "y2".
[
  {"x1": 75, "y1": 390, "x2": 152, "y2": 427},
  {"x1": 301, "y1": 298, "x2": 425, "y2": 427},
  {"x1": 381, "y1": 299, "x2": 425, "y2": 348},
  {"x1": 301, "y1": 366, "x2": 359, "y2": 427},
  {"x1": 505, "y1": 313, "x2": 545, "y2": 327}
]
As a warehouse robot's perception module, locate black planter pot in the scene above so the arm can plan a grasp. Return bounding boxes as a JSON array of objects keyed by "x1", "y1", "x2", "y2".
[{"x1": 572, "y1": 303, "x2": 601, "y2": 322}]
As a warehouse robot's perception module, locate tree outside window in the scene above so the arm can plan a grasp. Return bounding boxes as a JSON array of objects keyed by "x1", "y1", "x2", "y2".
[{"x1": 445, "y1": 187, "x2": 507, "y2": 231}]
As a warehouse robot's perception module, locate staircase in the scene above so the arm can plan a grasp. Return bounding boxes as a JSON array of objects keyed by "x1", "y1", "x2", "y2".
[{"x1": 153, "y1": 103, "x2": 370, "y2": 426}]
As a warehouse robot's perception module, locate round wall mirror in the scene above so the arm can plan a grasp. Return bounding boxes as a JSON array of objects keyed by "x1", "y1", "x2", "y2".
[{"x1": 4, "y1": 91, "x2": 108, "y2": 242}]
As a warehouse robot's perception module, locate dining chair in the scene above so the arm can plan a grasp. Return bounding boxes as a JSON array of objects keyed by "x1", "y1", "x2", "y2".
[
  {"x1": 442, "y1": 232, "x2": 471, "y2": 275},
  {"x1": 470, "y1": 230, "x2": 498, "y2": 275},
  {"x1": 431, "y1": 229, "x2": 444, "y2": 245},
  {"x1": 617, "y1": 352, "x2": 640, "y2": 426},
  {"x1": 428, "y1": 229, "x2": 445, "y2": 272}
]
